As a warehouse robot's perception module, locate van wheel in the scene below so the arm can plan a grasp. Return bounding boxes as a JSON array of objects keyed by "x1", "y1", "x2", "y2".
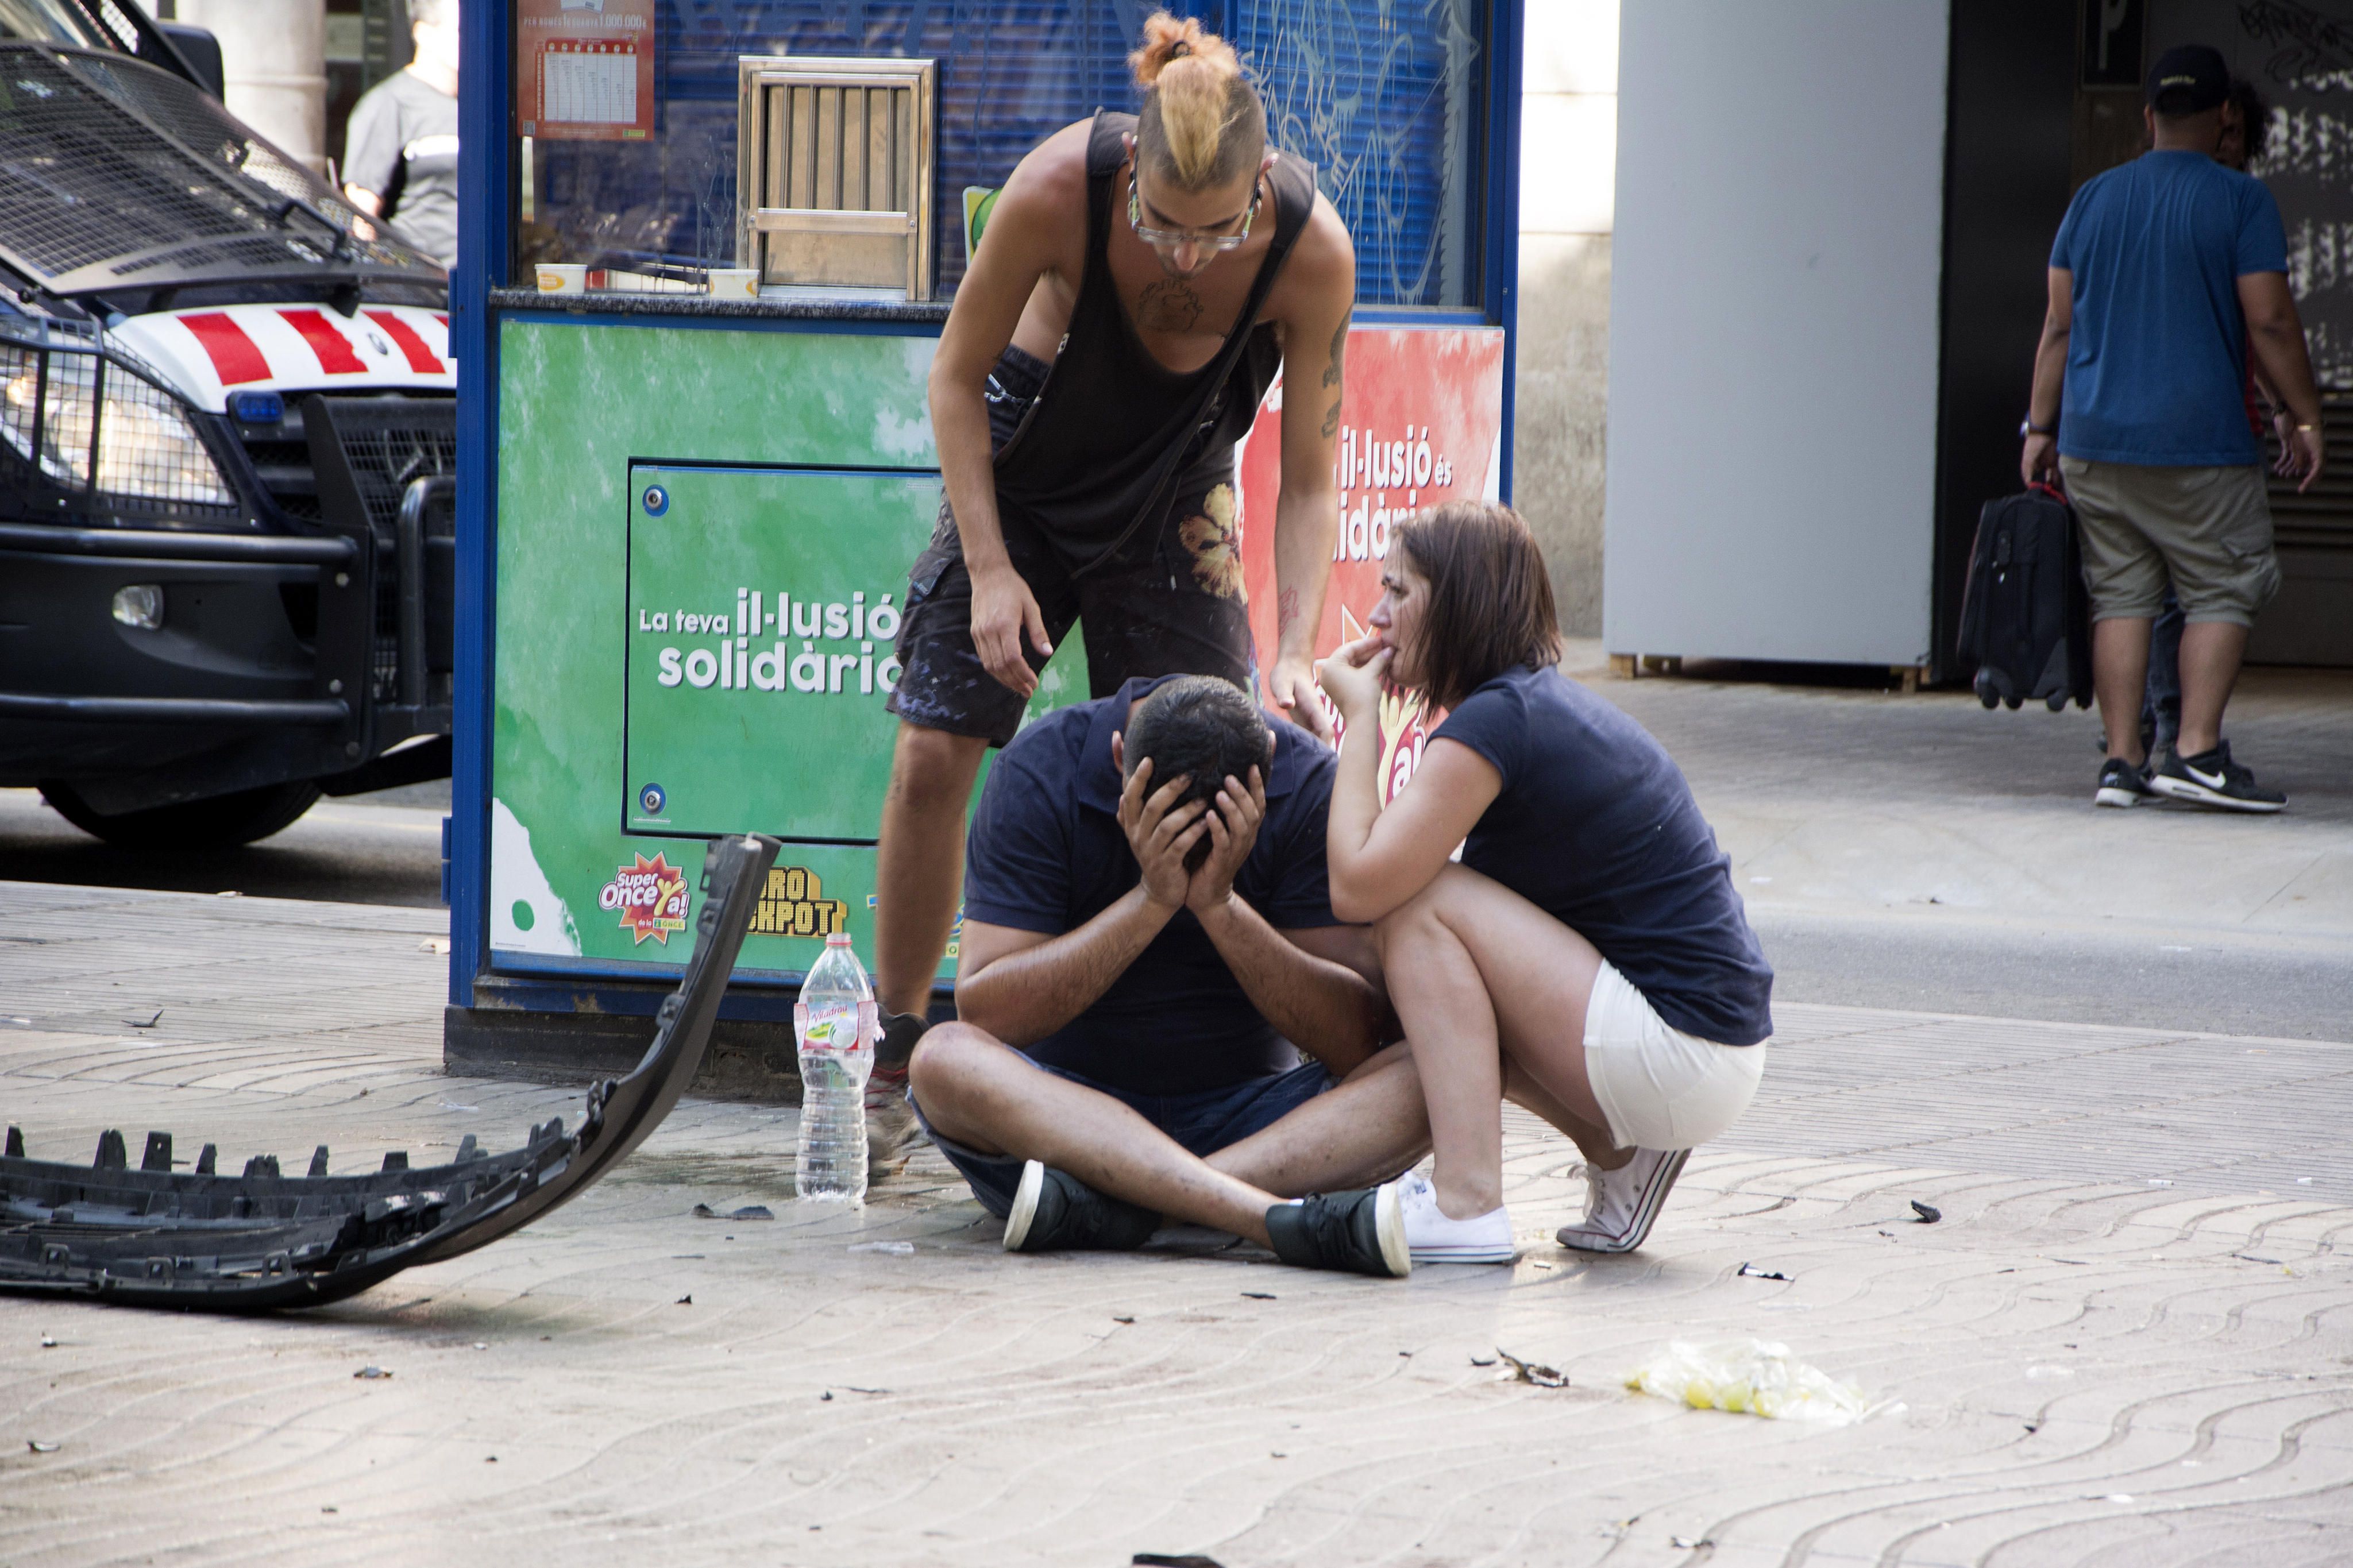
[{"x1": 38, "y1": 780, "x2": 323, "y2": 850}]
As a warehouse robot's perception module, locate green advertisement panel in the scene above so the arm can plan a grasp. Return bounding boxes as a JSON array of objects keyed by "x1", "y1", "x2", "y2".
[
  {"x1": 624, "y1": 464, "x2": 938, "y2": 841},
  {"x1": 489, "y1": 318, "x2": 1083, "y2": 987}
]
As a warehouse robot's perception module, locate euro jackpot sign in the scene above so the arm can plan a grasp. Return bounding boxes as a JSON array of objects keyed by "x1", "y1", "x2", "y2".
[{"x1": 750, "y1": 865, "x2": 848, "y2": 940}]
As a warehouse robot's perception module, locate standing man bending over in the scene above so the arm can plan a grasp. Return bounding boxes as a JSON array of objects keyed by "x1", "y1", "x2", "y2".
[
  {"x1": 869, "y1": 13, "x2": 1355, "y2": 1126},
  {"x1": 907, "y1": 675, "x2": 1428, "y2": 1278},
  {"x1": 2024, "y1": 44, "x2": 2321, "y2": 813}
]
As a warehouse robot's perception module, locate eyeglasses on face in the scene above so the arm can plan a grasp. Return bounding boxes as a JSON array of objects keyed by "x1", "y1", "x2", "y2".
[{"x1": 1127, "y1": 169, "x2": 1261, "y2": 253}]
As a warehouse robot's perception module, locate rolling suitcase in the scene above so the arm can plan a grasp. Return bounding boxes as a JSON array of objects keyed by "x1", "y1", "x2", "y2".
[{"x1": 1956, "y1": 481, "x2": 2094, "y2": 712}]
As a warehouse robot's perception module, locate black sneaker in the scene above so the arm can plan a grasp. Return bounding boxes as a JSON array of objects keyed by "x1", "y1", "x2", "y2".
[
  {"x1": 2094, "y1": 756, "x2": 2153, "y2": 809},
  {"x1": 875, "y1": 1009, "x2": 929, "y2": 1071},
  {"x1": 2148, "y1": 741, "x2": 2286, "y2": 814},
  {"x1": 1001, "y1": 1160, "x2": 1159, "y2": 1253},
  {"x1": 1263, "y1": 1186, "x2": 1411, "y2": 1277}
]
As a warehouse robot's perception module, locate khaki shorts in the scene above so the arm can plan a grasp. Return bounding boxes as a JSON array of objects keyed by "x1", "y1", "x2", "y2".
[
  {"x1": 1583, "y1": 960, "x2": 1766, "y2": 1151},
  {"x1": 2059, "y1": 457, "x2": 2280, "y2": 627}
]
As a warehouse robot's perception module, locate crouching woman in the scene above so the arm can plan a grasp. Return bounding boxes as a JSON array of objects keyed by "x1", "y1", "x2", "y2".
[{"x1": 1317, "y1": 501, "x2": 1774, "y2": 1264}]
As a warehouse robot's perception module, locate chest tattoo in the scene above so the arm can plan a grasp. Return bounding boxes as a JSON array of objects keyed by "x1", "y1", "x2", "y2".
[{"x1": 1137, "y1": 278, "x2": 1205, "y2": 334}]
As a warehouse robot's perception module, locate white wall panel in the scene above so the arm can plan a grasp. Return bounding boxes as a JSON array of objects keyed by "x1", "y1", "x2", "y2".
[{"x1": 1603, "y1": 1, "x2": 1949, "y2": 666}]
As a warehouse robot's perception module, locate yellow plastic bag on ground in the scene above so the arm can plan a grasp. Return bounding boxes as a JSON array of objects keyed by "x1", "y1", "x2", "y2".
[{"x1": 1625, "y1": 1338, "x2": 1868, "y2": 1423}]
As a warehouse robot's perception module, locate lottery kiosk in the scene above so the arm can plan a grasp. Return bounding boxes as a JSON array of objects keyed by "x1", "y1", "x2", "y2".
[{"x1": 446, "y1": 1, "x2": 1527, "y2": 1078}]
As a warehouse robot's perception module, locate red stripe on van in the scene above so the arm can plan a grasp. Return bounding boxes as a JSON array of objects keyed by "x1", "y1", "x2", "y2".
[
  {"x1": 178, "y1": 312, "x2": 271, "y2": 385},
  {"x1": 362, "y1": 310, "x2": 446, "y2": 374},
  {"x1": 278, "y1": 308, "x2": 367, "y2": 374}
]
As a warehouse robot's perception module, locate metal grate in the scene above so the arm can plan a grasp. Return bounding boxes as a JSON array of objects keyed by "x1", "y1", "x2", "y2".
[
  {"x1": 2266, "y1": 390, "x2": 2353, "y2": 552},
  {"x1": 341, "y1": 422, "x2": 456, "y2": 541},
  {"x1": 88, "y1": 356, "x2": 235, "y2": 507},
  {"x1": 0, "y1": 323, "x2": 238, "y2": 515},
  {"x1": 238, "y1": 432, "x2": 319, "y2": 521},
  {"x1": 735, "y1": 56, "x2": 935, "y2": 299},
  {"x1": 0, "y1": 43, "x2": 442, "y2": 294}
]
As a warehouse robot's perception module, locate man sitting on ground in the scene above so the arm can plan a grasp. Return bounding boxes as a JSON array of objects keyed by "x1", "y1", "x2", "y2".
[{"x1": 906, "y1": 674, "x2": 1427, "y2": 1276}]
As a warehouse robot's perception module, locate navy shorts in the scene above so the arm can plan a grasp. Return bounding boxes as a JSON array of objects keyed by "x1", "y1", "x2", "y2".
[{"x1": 907, "y1": 1053, "x2": 1333, "y2": 1218}]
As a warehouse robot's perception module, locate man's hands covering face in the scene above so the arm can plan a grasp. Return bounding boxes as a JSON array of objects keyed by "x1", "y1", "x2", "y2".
[
  {"x1": 1185, "y1": 764, "x2": 1266, "y2": 914},
  {"x1": 1116, "y1": 756, "x2": 1268, "y2": 917},
  {"x1": 1119, "y1": 758, "x2": 1209, "y2": 913}
]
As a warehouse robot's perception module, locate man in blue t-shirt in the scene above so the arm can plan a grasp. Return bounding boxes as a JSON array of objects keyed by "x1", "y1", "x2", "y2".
[
  {"x1": 2023, "y1": 44, "x2": 2323, "y2": 814},
  {"x1": 905, "y1": 674, "x2": 1425, "y2": 1277}
]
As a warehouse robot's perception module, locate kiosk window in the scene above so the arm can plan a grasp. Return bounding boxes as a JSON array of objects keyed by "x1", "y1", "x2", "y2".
[{"x1": 512, "y1": 0, "x2": 1489, "y2": 310}]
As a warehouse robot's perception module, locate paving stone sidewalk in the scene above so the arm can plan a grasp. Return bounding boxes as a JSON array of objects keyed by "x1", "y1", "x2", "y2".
[{"x1": 2, "y1": 883, "x2": 2350, "y2": 1567}]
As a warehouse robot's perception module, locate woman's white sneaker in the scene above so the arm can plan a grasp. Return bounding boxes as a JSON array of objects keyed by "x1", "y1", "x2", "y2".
[
  {"x1": 1392, "y1": 1171, "x2": 1517, "y2": 1264},
  {"x1": 1556, "y1": 1146, "x2": 1689, "y2": 1253}
]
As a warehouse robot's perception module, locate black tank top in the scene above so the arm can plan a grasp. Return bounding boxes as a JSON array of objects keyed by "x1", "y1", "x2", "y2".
[{"x1": 990, "y1": 111, "x2": 1317, "y2": 567}]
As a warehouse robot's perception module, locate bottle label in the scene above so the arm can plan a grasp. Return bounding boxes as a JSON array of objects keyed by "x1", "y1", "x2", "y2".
[{"x1": 794, "y1": 1000, "x2": 871, "y2": 1055}]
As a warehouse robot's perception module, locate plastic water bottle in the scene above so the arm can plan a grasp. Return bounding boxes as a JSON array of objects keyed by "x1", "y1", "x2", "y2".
[{"x1": 794, "y1": 932, "x2": 877, "y2": 1203}]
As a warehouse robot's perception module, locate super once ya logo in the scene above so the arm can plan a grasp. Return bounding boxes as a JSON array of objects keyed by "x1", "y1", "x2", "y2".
[{"x1": 641, "y1": 586, "x2": 903, "y2": 696}]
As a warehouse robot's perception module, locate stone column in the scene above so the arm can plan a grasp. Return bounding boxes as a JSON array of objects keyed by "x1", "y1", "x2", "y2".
[{"x1": 175, "y1": 0, "x2": 331, "y2": 175}]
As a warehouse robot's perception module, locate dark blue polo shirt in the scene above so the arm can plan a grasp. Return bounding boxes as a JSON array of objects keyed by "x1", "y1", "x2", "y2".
[
  {"x1": 1433, "y1": 664, "x2": 1774, "y2": 1046},
  {"x1": 962, "y1": 675, "x2": 1341, "y2": 1095}
]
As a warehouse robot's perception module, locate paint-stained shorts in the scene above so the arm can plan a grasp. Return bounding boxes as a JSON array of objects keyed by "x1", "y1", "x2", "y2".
[
  {"x1": 2060, "y1": 457, "x2": 2281, "y2": 627},
  {"x1": 885, "y1": 347, "x2": 1257, "y2": 747}
]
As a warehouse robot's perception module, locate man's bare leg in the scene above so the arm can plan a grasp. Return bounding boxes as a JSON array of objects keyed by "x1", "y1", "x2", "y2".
[
  {"x1": 2092, "y1": 616, "x2": 2154, "y2": 764},
  {"x1": 910, "y1": 1028, "x2": 1433, "y2": 1245},
  {"x1": 874, "y1": 723, "x2": 990, "y2": 1018},
  {"x1": 2174, "y1": 619, "x2": 2248, "y2": 758},
  {"x1": 1207, "y1": 1043, "x2": 1430, "y2": 1196}
]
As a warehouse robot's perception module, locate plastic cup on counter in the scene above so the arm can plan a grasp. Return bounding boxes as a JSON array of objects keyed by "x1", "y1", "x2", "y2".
[
  {"x1": 707, "y1": 268, "x2": 759, "y2": 300},
  {"x1": 535, "y1": 263, "x2": 587, "y2": 295}
]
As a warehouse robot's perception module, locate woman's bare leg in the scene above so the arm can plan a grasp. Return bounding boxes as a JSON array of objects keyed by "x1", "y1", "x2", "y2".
[{"x1": 1375, "y1": 864, "x2": 1611, "y2": 1218}]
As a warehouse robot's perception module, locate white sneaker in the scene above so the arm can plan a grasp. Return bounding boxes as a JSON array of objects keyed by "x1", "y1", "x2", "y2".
[
  {"x1": 1555, "y1": 1146, "x2": 1689, "y2": 1253},
  {"x1": 1392, "y1": 1171, "x2": 1517, "y2": 1264}
]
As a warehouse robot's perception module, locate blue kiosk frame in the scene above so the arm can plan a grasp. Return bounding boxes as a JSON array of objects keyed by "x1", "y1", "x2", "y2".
[{"x1": 443, "y1": 1, "x2": 1525, "y2": 1074}]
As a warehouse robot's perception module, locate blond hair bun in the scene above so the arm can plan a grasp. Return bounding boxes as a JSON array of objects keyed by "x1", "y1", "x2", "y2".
[{"x1": 1129, "y1": 11, "x2": 1263, "y2": 191}]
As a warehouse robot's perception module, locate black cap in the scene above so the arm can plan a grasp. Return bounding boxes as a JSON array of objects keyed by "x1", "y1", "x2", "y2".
[{"x1": 2146, "y1": 45, "x2": 2229, "y2": 114}]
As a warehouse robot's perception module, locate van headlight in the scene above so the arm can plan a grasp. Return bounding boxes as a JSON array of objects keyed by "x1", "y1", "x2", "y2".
[{"x1": 0, "y1": 340, "x2": 236, "y2": 509}]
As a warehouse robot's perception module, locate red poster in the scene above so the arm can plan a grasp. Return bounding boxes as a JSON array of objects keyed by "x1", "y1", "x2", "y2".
[
  {"x1": 1236, "y1": 326, "x2": 1506, "y2": 797},
  {"x1": 516, "y1": 0, "x2": 657, "y2": 142}
]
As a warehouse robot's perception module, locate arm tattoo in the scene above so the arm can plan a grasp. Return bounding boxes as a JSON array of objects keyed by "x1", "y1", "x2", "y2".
[
  {"x1": 1322, "y1": 310, "x2": 1349, "y2": 387},
  {"x1": 1319, "y1": 310, "x2": 1348, "y2": 438},
  {"x1": 1278, "y1": 586, "x2": 1301, "y2": 636}
]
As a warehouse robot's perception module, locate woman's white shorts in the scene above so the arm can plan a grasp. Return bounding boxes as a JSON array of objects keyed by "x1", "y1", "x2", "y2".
[{"x1": 1582, "y1": 959, "x2": 1766, "y2": 1151}]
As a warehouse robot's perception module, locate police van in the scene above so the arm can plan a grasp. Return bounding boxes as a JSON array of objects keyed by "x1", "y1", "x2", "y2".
[{"x1": 0, "y1": 0, "x2": 455, "y2": 847}]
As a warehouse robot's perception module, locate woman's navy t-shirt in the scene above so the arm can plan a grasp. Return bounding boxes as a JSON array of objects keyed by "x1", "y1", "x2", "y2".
[{"x1": 1430, "y1": 664, "x2": 1773, "y2": 1045}]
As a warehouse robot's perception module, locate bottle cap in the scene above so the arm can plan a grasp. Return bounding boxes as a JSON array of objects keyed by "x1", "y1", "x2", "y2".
[{"x1": 824, "y1": 931, "x2": 851, "y2": 945}]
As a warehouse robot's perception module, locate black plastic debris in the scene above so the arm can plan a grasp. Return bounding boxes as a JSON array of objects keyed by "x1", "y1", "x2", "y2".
[
  {"x1": 0, "y1": 835, "x2": 779, "y2": 1312},
  {"x1": 1241, "y1": 1291, "x2": 1276, "y2": 1300},
  {"x1": 1737, "y1": 1262, "x2": 1792, "y2": 1281},
  {"x1": 1911, "y1": 1200, "x2": 1942, "y2": 1224},
  {"x1": 1133, "y1": 1556, "x2": 1226, "y2": 1567},
  {"x1": 26, "y1": 1440, "x2": 57, "y2": 1453},
  {"x1": 353, "y1": 1365, "x2": 391, "y2": 1379},
  {"x1": 1495, "y1": 1347, "x2": 1568, "y2": 1387},
  {"x1": 691, "y1": 1203, "x2": 774, "y2": 1221}
]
